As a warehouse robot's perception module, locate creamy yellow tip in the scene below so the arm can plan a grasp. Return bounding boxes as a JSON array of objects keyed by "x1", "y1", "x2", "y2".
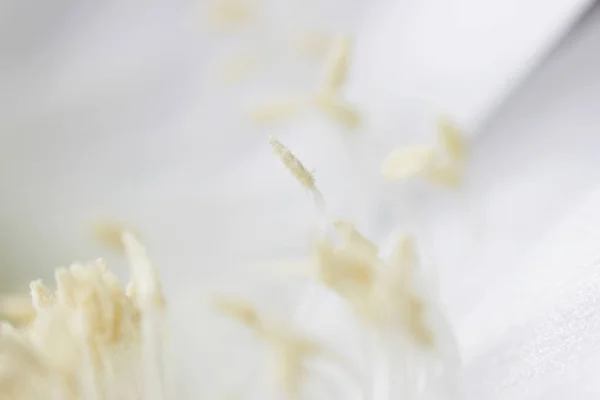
[
  {"x1": 122, "y1": 232, "x2": 166, "y2": 309},
  {"x1": 206, "y1": 0, "x2": 254, "y2": 30},
  {"x1": 314, "y1": 92, "x2": 361, "y2": 130},
  {"x1": 251, "y1": 99, "x2": 303, "y2": 125},
  {"x1": 0, "y1": 294, "x2": 36, "y2": 326},
  {"x1": 438, "y1": 117, "x2": 467, "y2": 161},
  {"x1": 91, "y1": 220, "x2": 139, "y2": 253},
  {"x1": 269, "y1": 136, "x2": 319, "y2": 194},
  {"x1": 380, "y1": 145, "x2": 436, "y2": 181},
  {"x1": 323, "y1": 35, "x2": 353, "y2": 92}
]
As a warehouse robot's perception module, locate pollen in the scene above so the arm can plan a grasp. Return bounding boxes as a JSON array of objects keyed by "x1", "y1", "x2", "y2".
[{"x1": 269, "y1": 136, "x2": 318, "y2": 195}]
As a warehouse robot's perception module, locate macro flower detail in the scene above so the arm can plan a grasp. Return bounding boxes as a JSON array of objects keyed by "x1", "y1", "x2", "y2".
[
  {"x1": 0, "y1": 233, "x2": 171, "y2": 400},
  {"x1": 213, "y1": 296, "x2": 354, "y2": 399},
  {"x1": 268, "y1": 138, "x2": 459, "y2": 399},
  {"x1": 381, "y1": 118, "x2": 468, "y2": 187}
]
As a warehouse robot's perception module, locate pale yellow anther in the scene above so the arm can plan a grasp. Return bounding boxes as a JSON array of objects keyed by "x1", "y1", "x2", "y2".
[
  {"x1": 316, "y1": 226, "x2": 435, "y2": 349},
  {"x1": 212, "y1": 296, "x2": 261, "y2": 329},
  {"x1": 91, "y1": 220, "x2": 140, "y2": 253},
  {"x1": 381, "y1": 115, "x2": 468, "y2": 187},
  {"x1": 122, "y1": 232, "x2": 166, "y2": 309},
  {"x1": 312, "y1": 34, "x2": 361, "y2": 131},
  {"x1": 0, "y1": 294, "x2": 36, "y2": 326},
  {"x1": 424, "y1": 161, "x2": 462, "y2": 188},
  {"x1": 269, "y1": 136, "x2": 319, "y2": 195},
  {"x1": 30, "y1": 280, "x2": 55, "y2": 310},
  {"x1": 323, "y1": 35, "x2": 353, "y2": 92},
  {"x1": 383, "y1": 235, "x2": 434, "y2": 348},
  {"x1": 332, "y1": 220, "x2": 378, "y2": 258},
  {"x1": 294, "y1": 31, "x2": 331, "y2": 60},
  {"x1": 314, "y1": 240, "x2": 374, "y2": 306},
  {"x1": 402, "y1": 295, "x2": 434, "y2": 348},
  {"x1": 387, "y1": 234, "x2": 417, "y2": 278},
  {"x1": 437, "y1": 117, "x2": 467, "y2": 161},
  {"x1": 125, "y1": 282, "x2": 137, "y2": 299},
  {"x1": 214, "y1": 296, "x2": 323, "y2": 398},
  {"x1": 54, "y1": 267, "x2": 76, "y2": 308},
  {"x1": 206, "y1": 0, "x2": 254, "y2": 30},
  {"x1": 314, "y1": 92, "x2": 361, "y2": 130},
  {"x1": 380, "y1": 145, "x2": 436, "y2": 181},
  {"x1": 251, "y1": 99, "x2": 303, "y2": 126},
  {"x1": 0, "y1": 236, "x2": 166, "y2": 399},
  {"x1": 271, "y1": 332, "x2": 320, "y2": 398}
]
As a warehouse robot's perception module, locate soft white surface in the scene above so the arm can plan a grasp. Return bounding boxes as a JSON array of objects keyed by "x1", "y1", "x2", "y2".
[
  {"x1": 350, "y1": 0, "x2": 594, "y2": 132},
  {"x1": 439, "y1": 6, "x2": 600, "y2": 318},
  {"x1": 461, "y1": 187, "x2": 600, "y2": 399}
]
